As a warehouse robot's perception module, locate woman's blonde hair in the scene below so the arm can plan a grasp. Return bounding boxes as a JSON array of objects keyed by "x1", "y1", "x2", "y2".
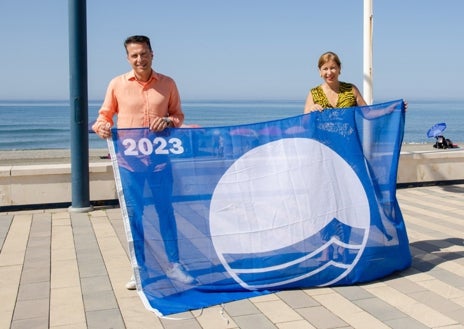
[{"x1": 318, "y1": 51, "x2": 341, "y2": 69}]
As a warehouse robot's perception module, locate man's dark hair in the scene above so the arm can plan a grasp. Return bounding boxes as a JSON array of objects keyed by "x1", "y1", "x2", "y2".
[{"x1": 124, "y1": 35, "x2": 152, "y2": 52}]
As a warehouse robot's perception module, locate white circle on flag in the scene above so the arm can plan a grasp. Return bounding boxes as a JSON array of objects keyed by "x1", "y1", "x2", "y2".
[{"x1": 209, "y1": 138, "x2": 370, "y2": 288}]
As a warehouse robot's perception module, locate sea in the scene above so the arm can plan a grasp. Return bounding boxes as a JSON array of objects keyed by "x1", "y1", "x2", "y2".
[{"x1": 0, "y1": 99, "x2": 463, "y2": 151}]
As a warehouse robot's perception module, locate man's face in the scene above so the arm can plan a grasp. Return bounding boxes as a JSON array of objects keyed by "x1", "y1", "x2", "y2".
[{"x1": 126, "y1": 42, "x2": 153, "y2": 76}]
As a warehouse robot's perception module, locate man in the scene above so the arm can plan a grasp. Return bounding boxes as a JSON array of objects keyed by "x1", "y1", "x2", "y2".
[{"x1": 93, "y1": 35, "x2": 192, "y2": 290}]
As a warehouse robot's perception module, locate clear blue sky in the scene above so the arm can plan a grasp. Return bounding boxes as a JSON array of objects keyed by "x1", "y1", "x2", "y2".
[{"x1": 1, "y1": 1, "x2": 463, "y2": 101}]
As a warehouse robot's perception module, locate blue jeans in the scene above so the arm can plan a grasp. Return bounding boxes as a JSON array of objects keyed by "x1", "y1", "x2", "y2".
[{"x1": 119, "y1": 161, "x2": 179, "y2": 266}]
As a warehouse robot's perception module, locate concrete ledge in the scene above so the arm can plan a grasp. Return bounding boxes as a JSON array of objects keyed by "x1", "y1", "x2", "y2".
[
  {"x1": 1, "y1": 149, "x2": 463, "y2": 208},
  {"x1": 398, "y1": 148, "x2": 464, "y2": 184},
  {"x1": 0, "y1": 162, "x2": 116, "y2": 208}
]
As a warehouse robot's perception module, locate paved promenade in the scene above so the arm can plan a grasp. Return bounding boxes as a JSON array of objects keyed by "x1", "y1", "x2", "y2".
[{"x1": 1, "y1": 184, "x2": 464, "y2": 329}]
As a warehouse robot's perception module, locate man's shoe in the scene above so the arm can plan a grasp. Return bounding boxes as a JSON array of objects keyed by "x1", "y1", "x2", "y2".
[
  {"x1": 167, "y1": 263, "x2": 194, "y2": 284},
  {"x1": 125, "y1": 275, "x2": 136, "y2": 290}
]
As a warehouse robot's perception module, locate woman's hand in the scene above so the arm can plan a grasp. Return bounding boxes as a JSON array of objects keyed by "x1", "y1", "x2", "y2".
[{"x1": 304, "y1": 103, "x2": 324, "y2": 113}]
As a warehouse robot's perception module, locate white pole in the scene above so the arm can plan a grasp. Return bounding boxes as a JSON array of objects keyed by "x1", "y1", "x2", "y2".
[
  {"x1": 363, "y1": 0, "x2": 373, "y2": 105},
  {"x1": 363, "y1": 0, "x2": 373, "y2": 158}
]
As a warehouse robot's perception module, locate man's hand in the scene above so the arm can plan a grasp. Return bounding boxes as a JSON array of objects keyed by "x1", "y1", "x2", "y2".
[
  {"x1": 150, "y1": 117, "x2": 172, "y2": 132},
  {"x1": 96, "y1": 122, "x2": 111, "y2": 139}
]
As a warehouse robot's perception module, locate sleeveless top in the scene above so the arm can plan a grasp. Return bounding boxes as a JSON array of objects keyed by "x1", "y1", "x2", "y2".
[{"x1": 310, "y1": 81, "x2": 357, "y2": 109}]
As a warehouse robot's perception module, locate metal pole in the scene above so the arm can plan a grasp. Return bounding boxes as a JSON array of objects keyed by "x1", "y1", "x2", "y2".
[
  {"x1": 362, "y1": 0, "x2": 374, "y2": 158},
  {"x1": 363, "y1": 0, "x2": 373, "y2": 104},
  {"x1": 68, "y1": 0, "x2": 92, "y2": 212}
]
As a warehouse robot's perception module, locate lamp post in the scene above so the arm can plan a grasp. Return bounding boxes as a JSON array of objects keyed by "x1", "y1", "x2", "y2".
[{"x1": 68, "y1": 0, "x2": 92, "y2": 212}]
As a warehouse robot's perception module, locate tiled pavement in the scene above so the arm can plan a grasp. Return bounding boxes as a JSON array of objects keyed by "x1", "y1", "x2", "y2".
[{"x1": 1, "y1": 184, "x2": 464, "y2": 329}]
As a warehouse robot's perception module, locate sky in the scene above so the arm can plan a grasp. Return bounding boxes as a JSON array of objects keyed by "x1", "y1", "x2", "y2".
[{"x1": 1, "y1": 0, "x2": 463, "y2": 102}]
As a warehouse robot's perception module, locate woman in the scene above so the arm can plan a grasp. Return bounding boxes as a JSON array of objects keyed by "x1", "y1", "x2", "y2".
[
  {"x1": 304, "y1": 51, "x2": 367, "y2": 113},
  {"x1": 304, "y1": 51, "x2": 396, "y2": 261}
]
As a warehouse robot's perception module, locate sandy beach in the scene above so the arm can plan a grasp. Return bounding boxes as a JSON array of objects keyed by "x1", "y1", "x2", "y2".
[{"x1": 0, "y1": 143, "x2": 461, "y2": 167}]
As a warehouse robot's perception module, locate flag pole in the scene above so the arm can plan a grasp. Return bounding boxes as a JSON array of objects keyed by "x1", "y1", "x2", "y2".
[
  {"x1": 363, "y1": 0, "x2": 373, "y2": 104},
  {"x1": 363, "y1": 0, "x2": 374, "y2": 157}
]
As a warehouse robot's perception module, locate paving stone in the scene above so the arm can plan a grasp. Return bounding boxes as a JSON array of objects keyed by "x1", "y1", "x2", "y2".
[
  {"x1": 86, "y1": 308, "x2": 125, "y2": 329},
  {"x1": 354, "y1": 297, "x2": 407, "y2": 322},
  {"x1": 10, "y1": 316, "x2": 49, "y2": 329},
  {"x1": 13, "y1": 298, "x2": 49, "y2": 321},
  {"x1": 333, "y1": 285, "x2": 374, "y2": 301},
  {"x1": 232, "y1": 313, "x2": 277, "y2": 329},
  {"x1": 224, "y1": 299, "x2": 261, "y2": 317},
  {"x1": 160, "y1": 312, "x2": 203, "y2": 329},
  {"x1": 0, "y1": 214, "x2": 14, "y2": 248},
  {"x1": 83, "y1": 290, "x2": 119, "y2": 312},
  {"x1": 276, "y1": 289, "x2": 320, "y2": 309},
  {"x1": 17, "y1": 281, "x2": 49, "y2": 301},
  {"x1": 296, "y1": 306, "x2": 348, "y2": 329}
]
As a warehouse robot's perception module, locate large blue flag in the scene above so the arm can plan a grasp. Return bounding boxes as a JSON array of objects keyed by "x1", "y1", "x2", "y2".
[{"x1": 108, "y1": 99, "x2": 411, "y2": 316}]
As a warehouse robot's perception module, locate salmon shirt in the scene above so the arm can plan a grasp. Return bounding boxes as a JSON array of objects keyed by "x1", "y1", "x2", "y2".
[{"x1": 92, "y1": 70, "x2": 184, "y2": 132}]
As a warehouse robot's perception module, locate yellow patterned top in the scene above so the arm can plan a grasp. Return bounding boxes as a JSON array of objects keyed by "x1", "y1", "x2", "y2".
[{"x1": 310, "y1": 82, "x2": 357, "y2": 108}]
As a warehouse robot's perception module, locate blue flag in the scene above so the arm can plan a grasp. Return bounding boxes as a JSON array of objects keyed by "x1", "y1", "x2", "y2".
[{"x1": 108, "y1": 99, "x2": 411, "y2": 316}]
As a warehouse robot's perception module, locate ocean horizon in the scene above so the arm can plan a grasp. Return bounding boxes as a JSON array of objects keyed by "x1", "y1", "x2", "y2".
[{"x1": 0, "y1": 98, "x2": 463, "y2": 151}]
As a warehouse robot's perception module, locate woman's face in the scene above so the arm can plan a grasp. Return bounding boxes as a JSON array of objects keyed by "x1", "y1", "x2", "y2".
[{"x1": 319, "y1": 60, "x2": 340, "y2": 84}]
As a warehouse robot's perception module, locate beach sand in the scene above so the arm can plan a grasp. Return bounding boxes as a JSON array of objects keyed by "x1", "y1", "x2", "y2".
[{"x1": 0, "y1": 143, "x2": 461, "y2": 166}]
